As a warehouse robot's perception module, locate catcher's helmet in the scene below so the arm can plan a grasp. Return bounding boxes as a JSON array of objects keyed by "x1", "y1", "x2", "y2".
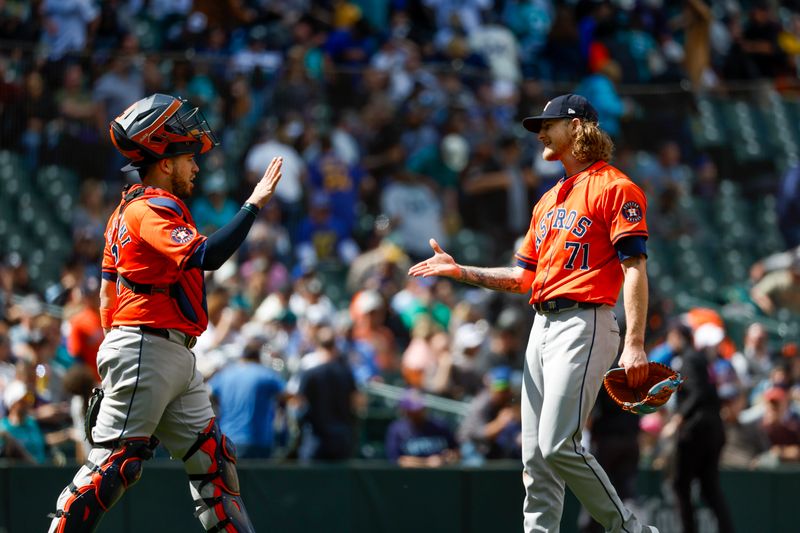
[{"x1": 109, "y1": 94, "x2": 219, "y2": 172}]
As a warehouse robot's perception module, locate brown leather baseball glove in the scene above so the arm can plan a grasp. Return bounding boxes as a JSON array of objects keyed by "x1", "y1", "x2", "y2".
[{"x1": 603, "y1": 362, "x2": 684, "y2": 415}]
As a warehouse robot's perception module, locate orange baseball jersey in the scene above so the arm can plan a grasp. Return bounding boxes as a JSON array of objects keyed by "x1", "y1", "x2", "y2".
[
  {"x1": 514, "y1": 161, "x2": 647, "y2": 305},
  {"x1": 101, "y1": 185, "x2": 208, "y2": 336}
]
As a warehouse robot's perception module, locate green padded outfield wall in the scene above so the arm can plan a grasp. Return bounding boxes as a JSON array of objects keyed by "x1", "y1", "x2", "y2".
[{"x1": 0, "y1": 461, "x2": 798, "y2": 533}]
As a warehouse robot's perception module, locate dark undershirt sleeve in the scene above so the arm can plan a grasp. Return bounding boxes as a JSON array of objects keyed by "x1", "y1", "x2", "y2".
[
  {"x1": 187, "y1": 205, "x2": 258, "y2": 270},
  {"x1": 615, "y1": 236, "x2": 647, "y2": 262}
]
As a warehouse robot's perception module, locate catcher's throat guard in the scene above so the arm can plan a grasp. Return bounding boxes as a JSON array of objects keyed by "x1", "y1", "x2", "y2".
[{"x1": 603, "y1": 362, "x2": 684, "y2": 415}]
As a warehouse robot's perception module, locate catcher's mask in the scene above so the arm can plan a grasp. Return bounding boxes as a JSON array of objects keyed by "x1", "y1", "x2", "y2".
[{"x1": 110, "y1": 93, "x2": 219, "y2": 172}]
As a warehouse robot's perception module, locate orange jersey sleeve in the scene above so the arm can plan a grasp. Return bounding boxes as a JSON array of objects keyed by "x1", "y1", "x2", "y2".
[{"x1": 600, "y1": 177, "x2": 648, "y2": 244}]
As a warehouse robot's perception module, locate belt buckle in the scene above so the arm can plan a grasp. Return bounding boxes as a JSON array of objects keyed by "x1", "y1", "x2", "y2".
[
  {"x1": 546, "y1": 300, "x2": 558, "y2": 313},
  {"x1": 185, "y1": 335, "x2": 197, "y2": 349}
]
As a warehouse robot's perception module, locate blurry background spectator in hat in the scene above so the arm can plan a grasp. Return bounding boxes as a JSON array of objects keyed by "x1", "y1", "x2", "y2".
[
  {"x1": 0, "y1": 379, "x2": 72, "y2": 464},
  {"x1": 285, "y1": 302, "x2": 334, "y2": 378},
  {"x1": 0, "y1": 380, "x2": 46, "y2": 463},
  {"x1": 665, "y1": 322, "x2": 734, "y2": 533},
  {"x1": 385, "y1": 388, "x2": 459, "y2": 468},
  {"x1": 458, "y1": 366, "x2": 521, "y2": 465},
  {"x1": 430, "y1": 321, "x2": 488, "y2": 401},
  {"x1": 210, "y1": 338, "x2": 287, "y2": 459},
  {"x1": 730, "y1": 322, "x2": 773, "y2": 395},
  {"x1": 293, "y1": 325, "x2": 361, "y2": 462},
  {"x1": 8, "y1": 294, "x2": 44, "y2": 350},
  {"x1": 695, "y1": 323, "x2": 741, "y2": 397},
  {"x1": 288, "y1": 268, "x2": 336, "y2": 322},
  {"x1": 759, "y1": 385, "x2": 800, "y2": 463},
  {"x1": 350, "y1": 289, "x2": 398, "y2": 376},
  {"x1": 192, "y1": 169, "x2": 239, "y2": 235}
]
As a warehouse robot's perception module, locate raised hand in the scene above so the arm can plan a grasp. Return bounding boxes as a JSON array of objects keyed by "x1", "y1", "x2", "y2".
[
  {"x1": 408, "y1": 239, "x2": 460, "y2": 279},
  {"x1": 247, "y1": 156, "x2": 283, "y2": 208}
]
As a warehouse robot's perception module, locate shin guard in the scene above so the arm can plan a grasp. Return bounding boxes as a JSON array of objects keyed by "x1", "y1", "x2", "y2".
[
  {"x1": 47, "y1": 437, "x2": 158, "y2": 533},
  {"x1": 182, "y1": 419, "x2": 255, "y2": 533}
]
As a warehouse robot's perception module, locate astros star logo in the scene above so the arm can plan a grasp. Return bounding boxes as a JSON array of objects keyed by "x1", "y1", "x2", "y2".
[
  {"x1": 621, "y1": 201, "x2": 642, "y2": 223},
  {"x1": 171, "y1": 226, "x2": 194, "y2": 244}
]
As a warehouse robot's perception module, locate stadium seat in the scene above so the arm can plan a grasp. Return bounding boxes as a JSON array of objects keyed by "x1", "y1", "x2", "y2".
[
  {"x1": 690, "y1": 96, "x2": 727, "y2": 148},
  {"x1": 717, "y1": 100, "x2": 767, "y2": 163}
]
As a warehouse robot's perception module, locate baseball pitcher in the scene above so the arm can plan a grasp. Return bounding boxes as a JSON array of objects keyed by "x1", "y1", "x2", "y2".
[{"x1": 409, "y1": 94, "x2": 658, "y2": 533}]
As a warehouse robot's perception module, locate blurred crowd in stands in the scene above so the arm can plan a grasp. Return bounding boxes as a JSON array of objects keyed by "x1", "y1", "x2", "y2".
[{"x1": 1, "y1": 2, "x2": 800, "y2": 507}]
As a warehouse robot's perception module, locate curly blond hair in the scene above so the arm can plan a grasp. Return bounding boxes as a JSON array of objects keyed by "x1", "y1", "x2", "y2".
[{"x1": 572, "y1": 120, "x2": 614, "y2": 163}]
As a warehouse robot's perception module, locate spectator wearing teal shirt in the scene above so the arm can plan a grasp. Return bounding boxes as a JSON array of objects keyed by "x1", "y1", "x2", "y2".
[
  {"x1": 574, "y1": 60, "x2": 627, "y2": 139},
  {"x1": 0, "y1": 380, "x2": 47, "y2": 463}
]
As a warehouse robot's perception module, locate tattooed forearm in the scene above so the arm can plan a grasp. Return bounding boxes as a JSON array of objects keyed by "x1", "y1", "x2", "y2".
[{"x1": 458, "y1": 266, "x2": 525, "y2": 293}]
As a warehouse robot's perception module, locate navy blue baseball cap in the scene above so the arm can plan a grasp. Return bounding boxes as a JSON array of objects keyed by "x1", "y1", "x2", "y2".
[{"x1": 522, "y1": 94, "x2": 599, "y2": 133}]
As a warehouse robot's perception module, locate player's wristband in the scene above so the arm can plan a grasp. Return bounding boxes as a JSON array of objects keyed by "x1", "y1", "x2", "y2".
[
  {"x1": 242, "y1": 202, "x2": 260, "y2": 216},
  {"x1": 100, "y1": 307, "x2": 114, "y2": 330}
]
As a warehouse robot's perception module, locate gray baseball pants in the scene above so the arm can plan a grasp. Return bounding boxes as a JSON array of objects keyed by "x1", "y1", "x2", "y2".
[{"x1": 521, "y1": 305, "x2": 649, "y2": 533}]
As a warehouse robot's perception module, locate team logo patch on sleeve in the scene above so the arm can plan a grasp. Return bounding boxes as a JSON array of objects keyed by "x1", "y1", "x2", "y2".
[
  {"x1": 171, "y1": 226, "x2": 194, "y2": 243},
  {"x1": 621, "y1": 202, "x2": 643, "y2": 222}
]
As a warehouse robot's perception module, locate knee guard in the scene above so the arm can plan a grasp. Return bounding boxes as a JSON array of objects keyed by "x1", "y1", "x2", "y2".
[
  {"x1": 48, "y1": 437, "x2": 159, "y2": 533},
  {"x1": 183, "y1": 419, "x2": 255, "y2": 533}
]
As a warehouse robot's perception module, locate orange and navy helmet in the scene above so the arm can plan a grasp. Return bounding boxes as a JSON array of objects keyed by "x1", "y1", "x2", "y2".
[{"x1": 109, "y1": 94, "x2": 219, "y2": 172}]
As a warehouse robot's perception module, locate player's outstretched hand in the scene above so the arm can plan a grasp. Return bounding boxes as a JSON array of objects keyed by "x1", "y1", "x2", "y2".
[
  {"x1": 408, "y1": 239, "x2": 460, "y2": 279},
  {"x1": 247, "y1": 156, "x2": 283, "y2": 208},
  {"x1": 618, "y1": 345, "x2": 649, "y2": 388}
]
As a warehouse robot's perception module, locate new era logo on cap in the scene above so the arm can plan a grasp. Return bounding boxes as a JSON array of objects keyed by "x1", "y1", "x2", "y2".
[{"x1": 522, "y1": 94, "x2": 599, "y2": 133}]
